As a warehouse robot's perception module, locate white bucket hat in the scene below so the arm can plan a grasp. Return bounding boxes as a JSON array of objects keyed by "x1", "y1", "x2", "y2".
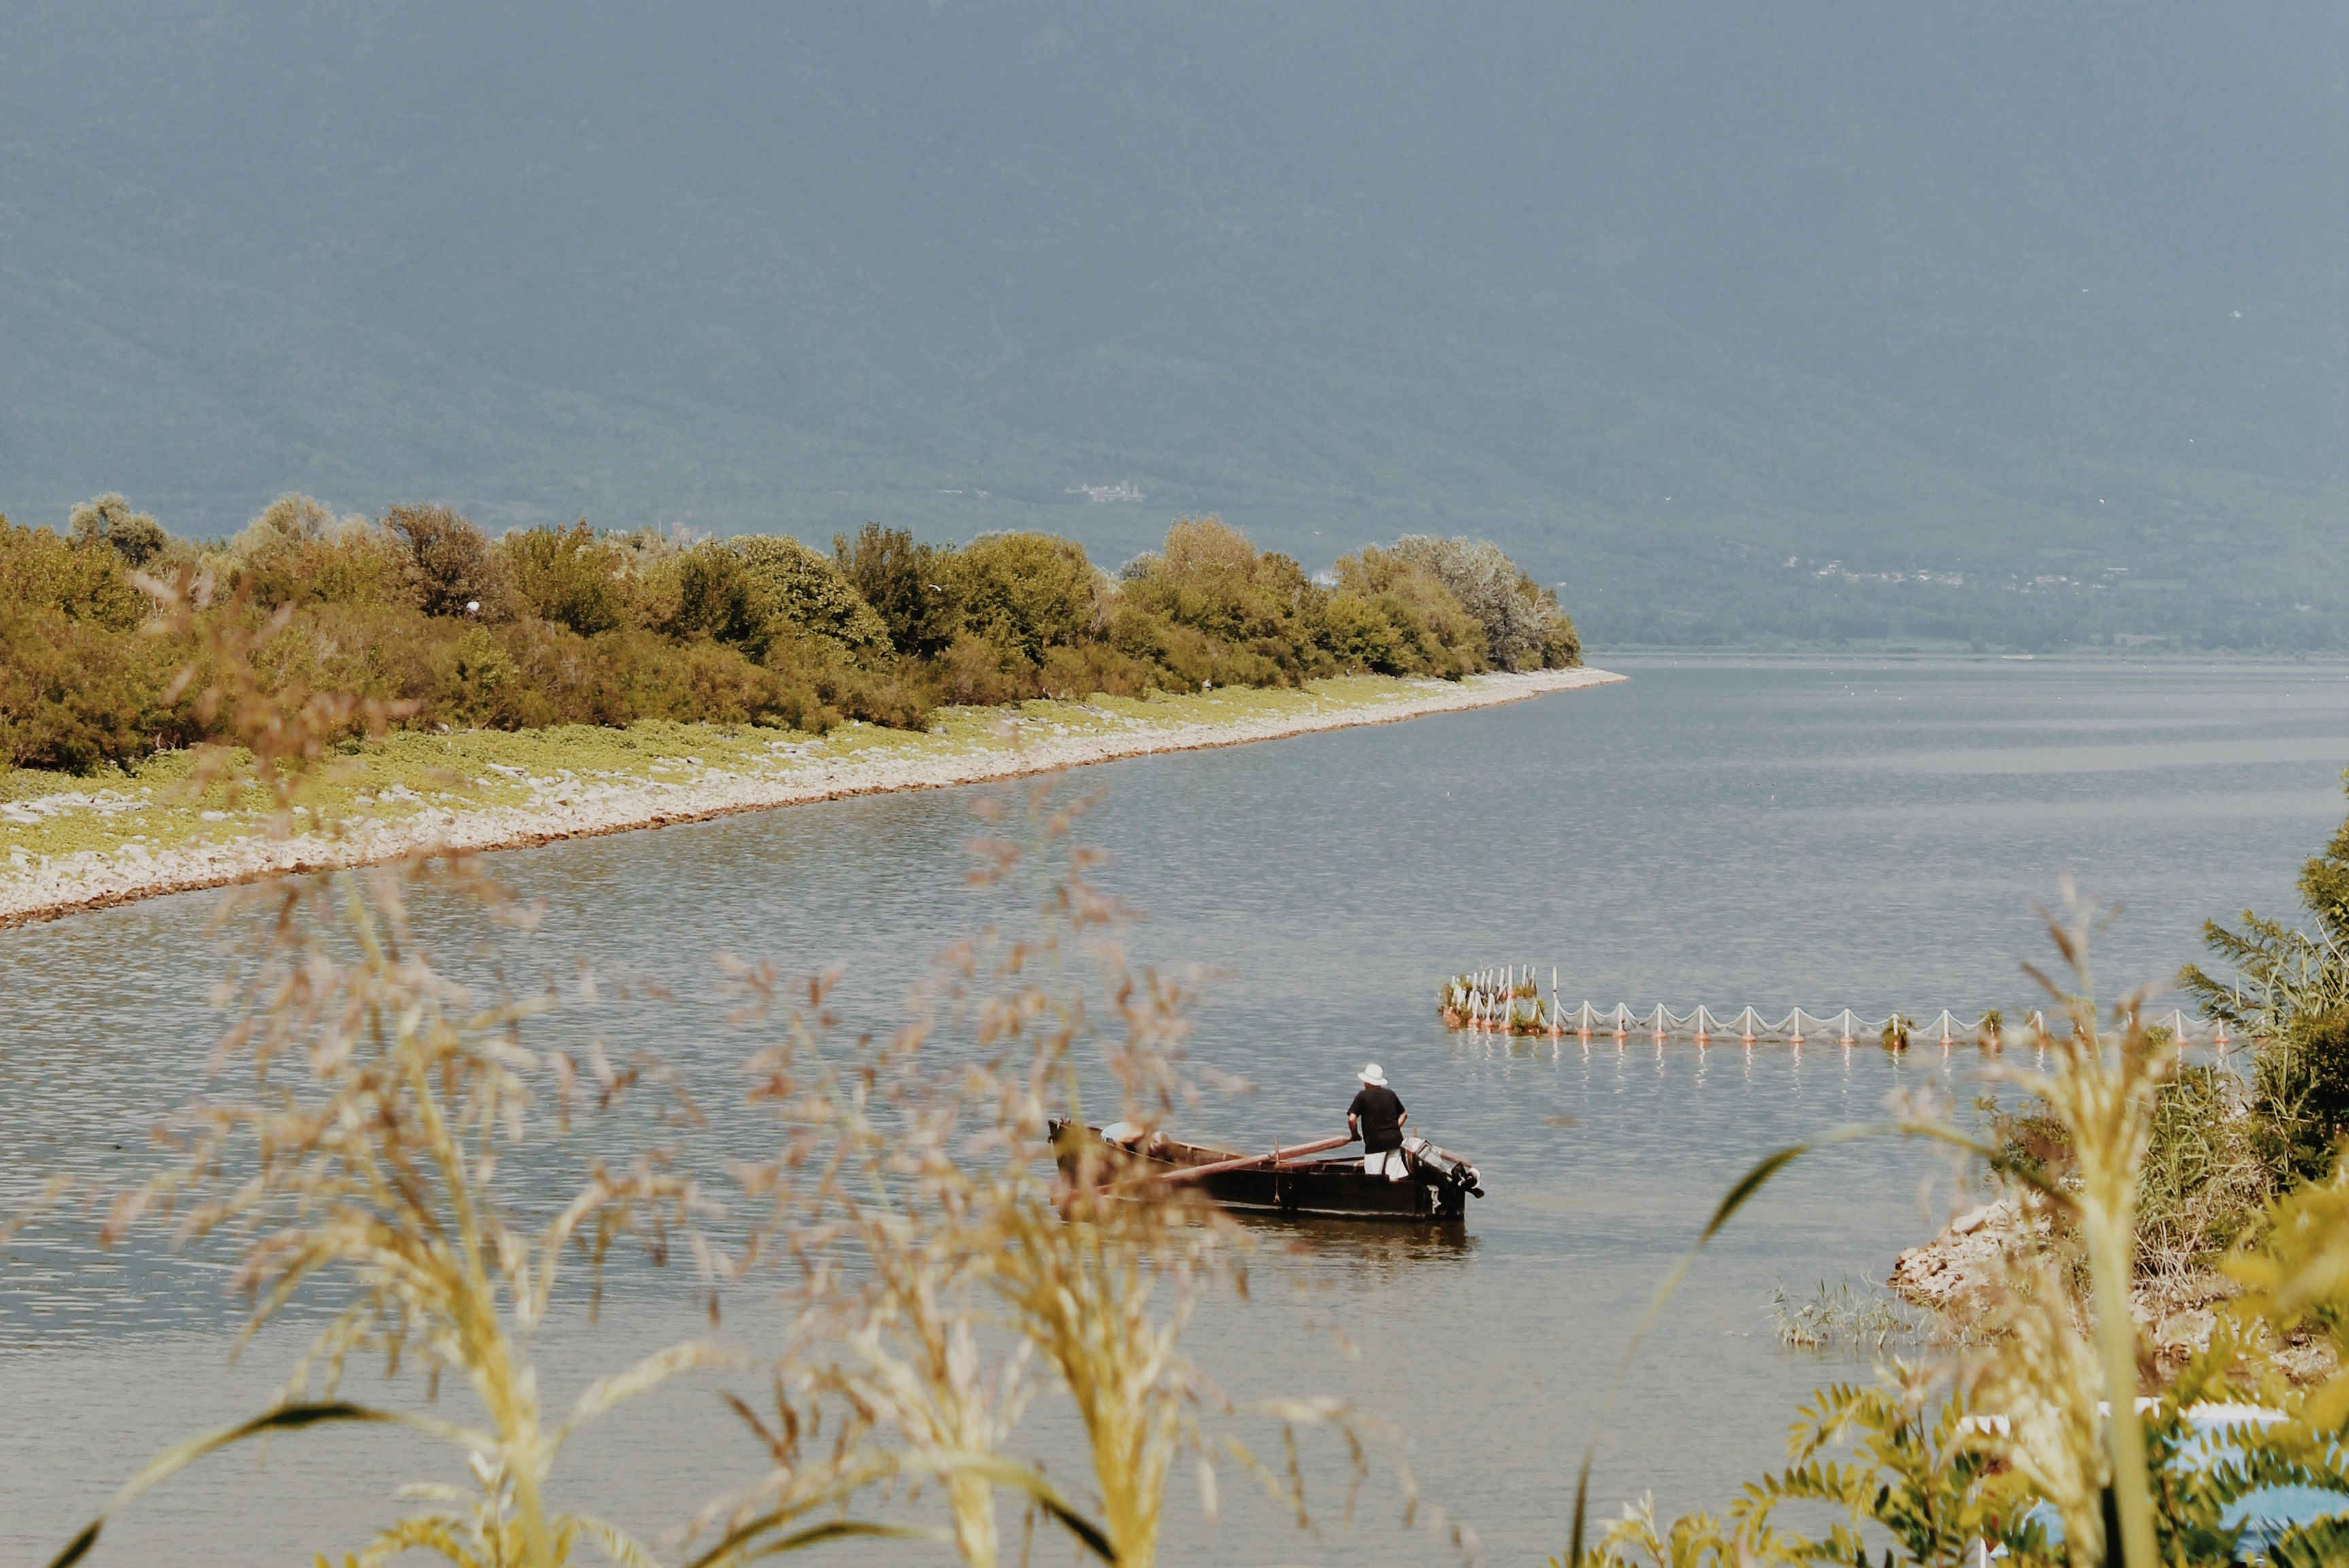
[{"x1": 1357, "y1": 1062, "x2": 1388, "y2": 1087}]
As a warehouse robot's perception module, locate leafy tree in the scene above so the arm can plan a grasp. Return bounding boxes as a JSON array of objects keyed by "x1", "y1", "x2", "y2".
[
  {"x1": 2183, "y1": 777, "x2": 2349, "y2": 1180},
  {"x1": 1389, "y1": 534, "x2": 1580, "y2": 671},
  {"x1": 947, "y1": 532, "x2": 1100, "y2": 669},
  {"x1": 67, "y1": 492, "x2": 168, "y2": 569},
  {"x1": 501, "y1": 521, "x2": 635, "y2": 637},
  {"x1": 231, "y1": 494, "x2": 404, "y2": 608},
  {"x1": 232, "y1": 492, "x2": 337, "y2": 557},
  {"x1": 733, "y1": 534, "x2": 892, "y2": 660},
  {"x1": 383, "y1": 503, "x2": 510, "y2": 619},
  {"x1": 835, "y1": 523, "x2": 959, "y2": 659}
]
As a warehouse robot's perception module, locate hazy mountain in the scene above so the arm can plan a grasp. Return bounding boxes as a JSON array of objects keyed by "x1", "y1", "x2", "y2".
[{"x1": 3, "y1": 2, "x2": 2342, "y2": 646}]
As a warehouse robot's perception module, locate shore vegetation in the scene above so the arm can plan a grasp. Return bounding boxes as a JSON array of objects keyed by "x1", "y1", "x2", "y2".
[
  {"x1": 0, "y1": 495, "x2": 1579, "y2": 774},
  {"x1": 1576, "y1": 784, "x2": 2349, "y2": 1568},
  {"x1": 1575, "y1": 890, "x2": 2349, "y2": 1568}
]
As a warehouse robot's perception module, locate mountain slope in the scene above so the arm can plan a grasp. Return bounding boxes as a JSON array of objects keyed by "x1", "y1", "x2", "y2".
[{"x1": 2, "y1": 1, "x2": 2342, "y2": 645}]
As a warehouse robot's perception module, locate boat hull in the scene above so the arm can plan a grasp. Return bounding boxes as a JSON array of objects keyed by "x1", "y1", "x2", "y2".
[
  {"x1": 1187, "y1": 1158, "x2": 1469, "y2": 1221},
  {"x1": 1052, "y1": 1123, "x2": 1473, "y2": 1223}
]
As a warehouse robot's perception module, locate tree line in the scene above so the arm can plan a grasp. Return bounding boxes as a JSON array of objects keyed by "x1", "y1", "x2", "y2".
[{"x1": 0, "y1": 493, "x2": 1579, "y2": 771}]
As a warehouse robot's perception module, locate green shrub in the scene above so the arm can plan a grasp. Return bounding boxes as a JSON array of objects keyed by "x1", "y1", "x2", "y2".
[
  {"x1": 67, "y1": 493, "x2": 168, "y2": 569},
  {"x1": 947, "y1": 532, "x2": 1101, "y2": 668},
  {"x1": 446, "y1": 626, "x2": 519, "y2": 725},
  {"x1": 2138, "y1": 1062, "x2": 2272, "y2": 1264},
  {"x1": 935, "y1": 628, "x2": 1039, "y2": 707},
  {"x1": 651, "y1": 540, "x2": 774, "y2": 655},
  {"x1": 1114, "y1": 517, "x2": 1334, "y2": 688},
  {"x1": 731, "y1": 534, "x2": 892, "y2": 661},
  {"x1": 835, "y1": 523, "x2": 960, "y2": 659},
  {"x1": 0, "y1": 519, "x2": 152, "y2": 631},
  {"x1": 0, "y1": 604, "x2": 160, "y2": 769},
  {"x1": 1317, "y1": 590, "x2": 1410, "y2": 674},
  {"x1": 1037, "y1": 640, "x2": 1158, "y2": 701},
  {"x1": 1332, "y1": 546, "x2": 1485, "y2": 677},
  {"x1": 2185, "y1": 778, "x2": 2349, "y2": 1183},
  {"x1": 2258, "y1": 1005, "x2": 2349, "y2": 1182},
  {"x1": 500, "y1": 521, "x2": 637, "y2": 636},
  {"x1": 383, "y1": 503, "x2": 511, "y2": 619},
  {"x1": 1996, "y1": 1060, "x2": 2274, "y2": 1276}
]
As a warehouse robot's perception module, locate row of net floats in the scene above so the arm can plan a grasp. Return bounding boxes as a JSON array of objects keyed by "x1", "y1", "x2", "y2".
[{"x1": 1439, "y1": 966, "x2": 2238, "y2": 1049}]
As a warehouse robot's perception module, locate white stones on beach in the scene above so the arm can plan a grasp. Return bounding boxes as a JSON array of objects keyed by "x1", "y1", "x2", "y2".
[{"x1": 2, "y1": 668, "x2": 1622, "y2": 926}]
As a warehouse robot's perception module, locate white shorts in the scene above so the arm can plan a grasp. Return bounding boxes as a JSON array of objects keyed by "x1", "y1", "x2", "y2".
[{"x1": 1363, "y1": 1149, "x2": 1410, "y2": 1181}]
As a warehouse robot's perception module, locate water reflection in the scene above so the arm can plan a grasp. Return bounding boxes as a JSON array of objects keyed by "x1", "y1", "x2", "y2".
[{"x1": 1229, "y1": 1209, "x2": 1483, "y2": 1272}]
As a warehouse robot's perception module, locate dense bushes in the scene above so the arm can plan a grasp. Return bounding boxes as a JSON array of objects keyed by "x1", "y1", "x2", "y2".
[
  {"x1": 1992, "y1": 780, "x2": 2349, "y2": 1287},
  {"x1": 2186, "y1": 782, "x2": 2349, "y2": 1182},
  {"x1": 0, "y1": 496, "x2": 1579, "y2": 771}
]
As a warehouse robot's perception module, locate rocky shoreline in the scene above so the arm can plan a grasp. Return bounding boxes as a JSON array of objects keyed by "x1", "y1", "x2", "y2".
[
  {"x1": 1889, "y1": 1198, "x2": 2337, "y2": 1384},
  {"x1": 0, "y1": 666, "x2": 1623, "y2": 928}
]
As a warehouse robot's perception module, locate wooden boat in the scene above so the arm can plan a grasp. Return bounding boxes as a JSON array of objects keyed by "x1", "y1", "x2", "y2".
[{"x1": 1049, "y1": 1118, "x2": 1484, "y2": 1223}]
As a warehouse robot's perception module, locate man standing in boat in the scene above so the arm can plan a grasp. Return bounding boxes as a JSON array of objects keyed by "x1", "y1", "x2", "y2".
[{"x1": 1347, "y1": 1063, "x2": 1410, "y2": 1181}]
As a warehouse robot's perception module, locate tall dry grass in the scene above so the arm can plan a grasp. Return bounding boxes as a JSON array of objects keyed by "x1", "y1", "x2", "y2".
[
  {"x1": 27, "y1": 600, "x2": 1422, "y2": 1567},
  {"x1": 43, "y1": 858, "x2": 738, "y2": 1568},
  {"x1": 699, "y1": 788, "x2": 1414, "y2": 1568},
  {"x1": 27, "y1": 600, "x2": 805, "y2": 1567}
]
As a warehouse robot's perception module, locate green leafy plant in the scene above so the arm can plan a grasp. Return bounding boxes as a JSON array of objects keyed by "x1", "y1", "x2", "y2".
[
  {"x1": 1727, "y1": 1372, "x2": 2013, "y2": 1567},
  {"x1": 2183, "y1": 776, "x2": 2349, "y2": 1180},
  {"x1": 1, "y1": 499, "x2": 1582, "y2": 773}
]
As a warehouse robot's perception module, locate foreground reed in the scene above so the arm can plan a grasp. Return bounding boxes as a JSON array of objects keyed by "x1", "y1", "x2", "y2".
[
  {"x1": 26, "y1": 739, "x2": 1414, "y2": 1565},
  {"x1": 697, "y1": 788, "x2": 1412, "y2": 1567},
  {"x1": 41, "y1": 862, "x2": 739, "y2": 1568}
]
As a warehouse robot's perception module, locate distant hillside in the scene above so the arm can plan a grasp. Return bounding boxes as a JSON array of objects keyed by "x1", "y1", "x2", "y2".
[{"x1": 2, "y1": 1, "x2": 2342, "y2": 648}]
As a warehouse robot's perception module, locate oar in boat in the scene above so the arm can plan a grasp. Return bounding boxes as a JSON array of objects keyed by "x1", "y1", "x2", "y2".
[{"x1": 1153, "y1": 1133, "x2": 1355, "y2": 1185}]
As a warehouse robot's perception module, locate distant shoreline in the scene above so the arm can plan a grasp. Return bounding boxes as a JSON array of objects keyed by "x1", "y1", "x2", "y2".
[{"x1": 0, "y1": 667, "x2": 1624, "y2": 929}]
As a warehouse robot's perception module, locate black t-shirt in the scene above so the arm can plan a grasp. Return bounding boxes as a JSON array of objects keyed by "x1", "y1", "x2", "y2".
[{"x1": 1348, "y1": 1084, "x2": 1406, "y2": 1153}]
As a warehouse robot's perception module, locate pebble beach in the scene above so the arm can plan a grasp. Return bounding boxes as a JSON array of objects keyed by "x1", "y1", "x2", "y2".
[{"x1": 1, "y1": 666, "x2": 1622, "y2": 928}]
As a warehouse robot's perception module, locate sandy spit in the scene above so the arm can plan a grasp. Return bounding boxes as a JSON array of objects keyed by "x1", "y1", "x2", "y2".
[{"x1": 1, "y1": 667, "x2": 1622, "y2": 928}]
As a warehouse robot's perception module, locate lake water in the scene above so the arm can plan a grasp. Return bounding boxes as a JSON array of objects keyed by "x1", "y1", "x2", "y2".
[{"x1": 3, "y1": 655, "x2": 2346, "y2": 1565}]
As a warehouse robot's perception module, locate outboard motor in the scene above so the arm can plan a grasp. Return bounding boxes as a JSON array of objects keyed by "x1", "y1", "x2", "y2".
[{"x1": 1403, "y1": 1135, "x2": 1484, "y2": 1198}]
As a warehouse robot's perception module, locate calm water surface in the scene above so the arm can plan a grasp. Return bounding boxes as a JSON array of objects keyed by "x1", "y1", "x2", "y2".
[{"x1": 3, "y1": 656, "x2": 2346, "y2": 1565}]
